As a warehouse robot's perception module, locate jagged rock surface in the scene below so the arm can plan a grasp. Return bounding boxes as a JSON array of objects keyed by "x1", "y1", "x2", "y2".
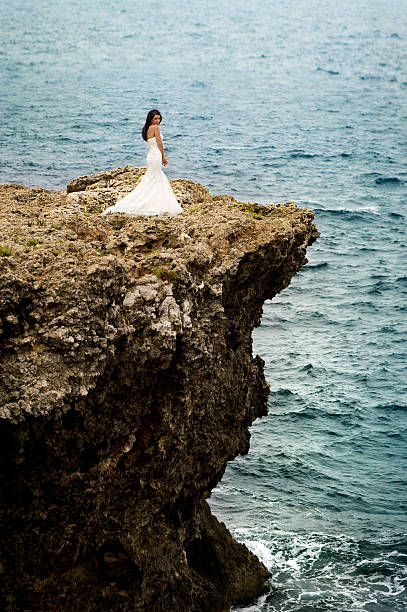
[{"x1": 0, "y1": 168, "x2": 318, "y2": 611}]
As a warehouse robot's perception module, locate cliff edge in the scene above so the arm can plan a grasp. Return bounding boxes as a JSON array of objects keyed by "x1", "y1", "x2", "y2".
[{"x1": 0, "y1": 168, "x2": 318, "y2": 611}]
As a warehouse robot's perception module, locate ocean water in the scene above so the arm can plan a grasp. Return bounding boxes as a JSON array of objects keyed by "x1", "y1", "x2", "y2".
[{"x1": 2, "y1": 1, "x2": 407, "y2": 610}]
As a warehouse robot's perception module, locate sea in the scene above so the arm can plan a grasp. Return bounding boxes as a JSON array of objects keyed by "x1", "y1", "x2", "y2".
[{"x1": 2, "y1": 1, "x2": 407, "y2": 610}]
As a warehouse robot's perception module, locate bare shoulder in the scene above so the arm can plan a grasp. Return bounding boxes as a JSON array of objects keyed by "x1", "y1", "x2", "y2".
[{"x1": 147, "y1": 125, "x2": 159, "y2": 138}]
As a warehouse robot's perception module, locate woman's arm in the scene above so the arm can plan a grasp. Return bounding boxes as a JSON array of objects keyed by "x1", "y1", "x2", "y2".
[{"x1": 154, "y1": 126, "x2": 168, "y2": 166}]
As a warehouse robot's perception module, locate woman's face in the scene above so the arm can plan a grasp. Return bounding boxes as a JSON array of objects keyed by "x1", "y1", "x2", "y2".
[{"x1": 152, "y1": 114, "x2": 162, "y2": 125}]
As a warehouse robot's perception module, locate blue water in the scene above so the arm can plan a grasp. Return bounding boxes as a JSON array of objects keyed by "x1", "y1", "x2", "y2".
[{"x1": 2, "y1": 1, "x2": 407, "y2": 609}]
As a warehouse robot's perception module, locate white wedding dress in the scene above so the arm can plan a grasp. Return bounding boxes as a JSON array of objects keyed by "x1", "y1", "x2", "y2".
[{"x1": 101, "y1": 136, "x2": 183, "y2": 216}]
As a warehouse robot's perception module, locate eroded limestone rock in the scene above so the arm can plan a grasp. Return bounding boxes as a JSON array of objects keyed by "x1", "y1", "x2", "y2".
[{"x1": 0, "y1": 169, "x2": 318, "y2": 611}]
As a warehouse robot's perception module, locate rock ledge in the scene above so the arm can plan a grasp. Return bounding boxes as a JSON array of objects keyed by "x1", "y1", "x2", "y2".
[{"x1": 0, "y1": 168, "x2": 318, "y2": 611}]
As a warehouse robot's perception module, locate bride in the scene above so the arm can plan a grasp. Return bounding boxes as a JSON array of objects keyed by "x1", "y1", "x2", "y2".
[{"x1": 101, "y1": 109, "x2": 183, "y2": 216}]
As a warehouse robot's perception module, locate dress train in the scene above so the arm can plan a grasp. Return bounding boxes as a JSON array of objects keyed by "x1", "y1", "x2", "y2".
[{"x1": 101, "y1": 137, "x2": 183, "y2": 216}]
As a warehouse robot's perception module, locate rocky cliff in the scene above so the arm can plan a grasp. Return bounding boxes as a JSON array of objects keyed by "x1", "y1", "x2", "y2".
[{"x1": 0, "y1": 168, "x2": 318, "y2": 611}]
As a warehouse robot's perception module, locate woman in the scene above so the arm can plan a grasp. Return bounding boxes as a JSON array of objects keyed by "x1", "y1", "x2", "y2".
[{"x1": 101, "y1": 110, "x2": 183, "y2": 216}]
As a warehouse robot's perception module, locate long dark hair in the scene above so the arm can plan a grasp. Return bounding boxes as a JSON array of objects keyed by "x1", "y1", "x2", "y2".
[{"x1": 141, "y1": 109, "x2": 162, "y2": 141}]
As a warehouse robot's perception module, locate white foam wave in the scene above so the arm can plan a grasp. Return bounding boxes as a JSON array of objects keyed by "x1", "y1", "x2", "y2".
[{"x1": 229, "y1": 528, "x2": 407, "y2": 611}]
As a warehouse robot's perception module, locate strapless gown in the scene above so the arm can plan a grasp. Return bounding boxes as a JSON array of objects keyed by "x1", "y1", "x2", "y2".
[{"x1": 101, "y1": 136, "x2": 183, "y2": 216}]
